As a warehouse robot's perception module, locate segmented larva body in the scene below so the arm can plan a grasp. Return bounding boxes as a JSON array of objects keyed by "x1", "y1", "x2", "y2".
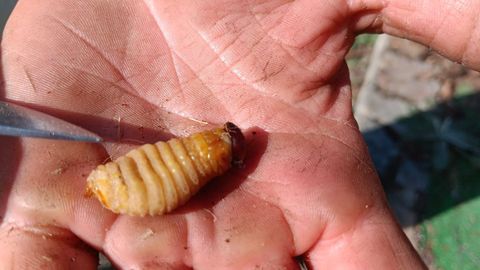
[{"x1": 86, "y1": 122, "x2": 245, "y2": 216}]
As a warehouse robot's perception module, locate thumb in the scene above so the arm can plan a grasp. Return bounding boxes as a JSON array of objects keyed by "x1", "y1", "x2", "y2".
[{"x1": 350, "y1": 0, "x2": 480, "y2": 70}]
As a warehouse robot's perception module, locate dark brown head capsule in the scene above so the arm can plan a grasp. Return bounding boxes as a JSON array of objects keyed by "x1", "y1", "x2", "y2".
[{"x1": 224, "y1": 122, "x2": 246, "y2": 167}]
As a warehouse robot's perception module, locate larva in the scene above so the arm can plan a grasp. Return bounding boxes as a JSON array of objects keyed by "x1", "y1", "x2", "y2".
[{"x1": 86, "y1": 122, "x2": 246, "y2": 216}]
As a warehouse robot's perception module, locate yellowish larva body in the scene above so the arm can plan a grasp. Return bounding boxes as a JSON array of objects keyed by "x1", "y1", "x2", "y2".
[{"x1": 86, "y1": 123, "x2": 245, "y2": 216}]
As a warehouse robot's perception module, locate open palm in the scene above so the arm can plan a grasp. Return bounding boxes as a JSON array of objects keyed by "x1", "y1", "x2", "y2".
[{"x1": 4, "y1": 0, "x2": 479, "y2": 269}]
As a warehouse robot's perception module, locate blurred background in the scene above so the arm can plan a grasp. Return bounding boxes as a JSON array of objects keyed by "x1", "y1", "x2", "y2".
[
  {"x1": 349, "y1": 34, "x2": 480, "y2": 270},
  {"x1": 2, "y1": 1, "x2": 479, "y2": 269},
  {"x1": 0, "y1": 0, "x2": 16, "y2": 36}
]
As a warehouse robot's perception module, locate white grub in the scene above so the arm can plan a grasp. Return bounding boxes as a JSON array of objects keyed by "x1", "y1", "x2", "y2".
[
  {"x1": 87, "y1": 124, "x2": 236, "y2": 216},
  {"x1": 140, "y1": 228, "x2": 155, "y2": 240}
]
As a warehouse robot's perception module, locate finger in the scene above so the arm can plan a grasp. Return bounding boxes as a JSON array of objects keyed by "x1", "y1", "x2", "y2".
[
  {"x1": 306, "y1": 209, "x2": 427, "y2": 270},
  {"x1": 102, "y1": 189, "x2": 301, "y2": 269},
  {"x1": 0, "y1": 223, "x2": 98, "y2": 270},
  {"x1": 1, "y1": 139, "x2": 117, "y2": 239},
  {"x1": 0, "y1": 136, "x2": 108, "y2": 269},
  {"x1": 0, "y1": 137, "x2": 119, "y2": 269},
  {"x1": 348, "y1": 0, "x2": 480, "y2": 70}
]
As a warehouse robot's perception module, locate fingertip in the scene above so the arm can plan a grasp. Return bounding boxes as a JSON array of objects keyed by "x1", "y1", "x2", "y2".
[{"x1": 0, "y1": 224, "x2": 98, "y2": 270}]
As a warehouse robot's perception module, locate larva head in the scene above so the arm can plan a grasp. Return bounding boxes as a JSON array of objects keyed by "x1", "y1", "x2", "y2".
[{"x1": 224, "y1": 122, "x2": 246, "y2": 167}]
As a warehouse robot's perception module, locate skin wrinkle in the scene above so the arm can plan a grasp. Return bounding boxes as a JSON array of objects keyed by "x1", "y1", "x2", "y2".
[
  {"x1": 326, "y1": 0, "x2": 349, "y2": 21},
  {"x1": 320, "y1": 63, "x2": 351, "y2": 116},
  {"x1": 197, "y1": 2, "x2": 321, "y2": 104},
  {"x1": 184, "y1": 211, "x2": 210, "y2": 268},
  {"x1": 352, "y1": 11, "x2": 384, "y2": 33},
  {"x1": 315, "y1": 202, "x2": 379, "y2": 245},
  {"x1": 168, "y1": 51, "x2": 189, "y2": 106},
  {"x1": 22, "y1": 66, "x2": 38, "y2": 93},
  {"x1": 181, "y1": 43, "x2": 222, "y2": 79},
  {"x1": 248, "y1": 0, "x2": 293, "y2": 14},
  {"x1": 203, "y1": 12, "x2": 252, "y2": 45},
  {"x1": 141, "y1": 0, "x2": 194, "y2": 108},
  {"x1": 102, "y1": 216, "x2": 131, "y2": 267},
  {"x1": 278, "y1": 38, "x2": 325, "y2": 77},
  {"x1": 204, "y1": 31, "x2": 273, "y2": 93},
  {"x1": 179, "y1": 1, "x2": 353, "y2": 125},
  {"x1": 220, "y1": 50, "x2": 325, "y2": 123},
  {"x1": 177, "y1": 215, "x2": 191, "y2": 268},
  {"x1": 253, "y1": 58, "x2": 287, "y2": 84},
  {"x1": 84, "y1": 215, "x2": 118, "y2": 251},
  {"x1": 378, "y1": 223, "x2": 403, "y2": 269},
  {"x1": 229, "y1": 33, "x2": 266, "y2": 76},
  {"x1": 244, "y1": 176, "x2": 290, "y2": 188},
  {"x1": 461, "y1": 14, "x2": 480, "y2": 65},
  {"x1": 289, "y1": 118, "x2": 358, "y2": 148},
  {"x1": 195, "y1": 16, "x2": 243, "y2": 55},
  {"x1": 31, "y1": 48, "x2": 218, "y2": 135},
  {"x1": 270, "y1": 46, "x2": 346, "y2": 110},
  {"x1": 56, "y1": 62, "x2": 134, "y2": 94},
  {"x1": 232, "y1": 188, "x2": 297, "y2": 256},
  {"x1": 426, "y1": 4, "x2": 450, "y2": 54},
  {"x1": 338, "y1": 118, "x2": 360, "y2": 131},
  {"x1": 265, "y1": 16, "x2": 333, "y2": 74},
  {"x1": 142, "y1": 0, "x2": 237, "y2": 121},
  {"x1": 317, "y1": 132, "x2": 375, "y2": 173},
  {"x1": 141, "y1": 1, "x2": 188, "y2": 105},
  {"x1": 244, "y1": 129, "x2": 365, "y2": 194},
  {"x1": 251, "y1": 4, "x2": 322, "y2": 71},
  {"x1": 169, "y1": 51, "x2": 233, "y2": 122},
  {"x1": 236, "y1": 100, "x2": 317, "y2": 133},
  {"x1": 312, "y1": 89, "x2": 347, "y2": 119},
  {"x1": 160, "y1": 45, "x2": 222, "y2": 106},
  {"x1": 182, "y1": 214, "x2": 193, "y2": 268},
  {"x1": 0, "y1": 223, "x2": 85, "y2": 247},
  {"x1": 296, "y1": 84, "x2": 330, "y2": 110},
  {"x1": 274, "y1": 2, "x2": 346, "y2": 49},
  {"x1": 50, "y1": 16, "x2": 139, "y2": 96},
  {"x1": 376, "y1": 1, "x2": 410, "y2": 34},
  {"x1": 240, "y1": 183, "x2": 320, "y2": 256}
]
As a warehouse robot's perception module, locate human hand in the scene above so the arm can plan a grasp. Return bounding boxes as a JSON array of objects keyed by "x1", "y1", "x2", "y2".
[{"x1": 1, "y1": 0, "x2": 478, "y2": 269}]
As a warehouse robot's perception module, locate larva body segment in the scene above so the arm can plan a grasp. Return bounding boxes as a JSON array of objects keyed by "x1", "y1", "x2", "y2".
[{"x1": 86, "y1": 122, "x2": 245, "y2": 216}]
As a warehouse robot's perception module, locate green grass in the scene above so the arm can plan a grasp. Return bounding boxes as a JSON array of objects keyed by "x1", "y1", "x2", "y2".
[
  {"x1": 421, "y1": 196, "x2": 480, "y2": 269},
  {"x1": 351, "y1": 34, "x2": 378, "y2": 49},
  {"x1": 455, "y1": 82, "x2": 475, "y2": 98}
]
